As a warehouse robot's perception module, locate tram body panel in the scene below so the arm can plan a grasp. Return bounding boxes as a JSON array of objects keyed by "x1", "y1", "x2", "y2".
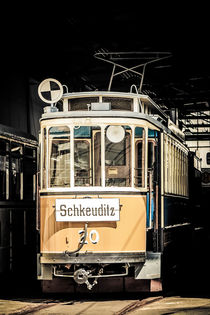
[{"x1": 40, "y1": 194, "x2": 146, "y2": 253}]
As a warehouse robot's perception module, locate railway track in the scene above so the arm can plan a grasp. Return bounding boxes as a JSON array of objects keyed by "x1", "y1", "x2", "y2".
[
  {"x1": 1, "y1": 295, "x2": 163, "y2": 315},
  {"x1": 115, "y1": 296, "x2": 163, "y2": 315}
]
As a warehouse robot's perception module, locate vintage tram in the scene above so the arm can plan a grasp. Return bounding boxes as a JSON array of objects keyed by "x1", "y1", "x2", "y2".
[{"x1": 36, "y1": 71, "x2": 194, "y2": 292}]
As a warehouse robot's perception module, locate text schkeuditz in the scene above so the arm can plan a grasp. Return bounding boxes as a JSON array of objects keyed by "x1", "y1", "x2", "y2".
[
  {"x1": 60, "y1": 204, "x2": 116, "y2": 217},
  {"x1": 55, "y1": 199, "x2": 120, "y2": 222}
]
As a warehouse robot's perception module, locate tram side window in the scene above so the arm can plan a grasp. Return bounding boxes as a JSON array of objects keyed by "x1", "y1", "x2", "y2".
[
  {"x1": 49, "y1": 126, "x2": 70, "y2": 187},
  {"x1": 163, "y1": 134, "x2": 188, "y2": 197},
  {"x1": 0, "y1": 155, "x2": 6, "y2": 199},
  {"x1": 147, "y1": 129, "x2": 158, "y2": 188},
  {"x1": 42, "y1": 128, "x2": 47, "y2": 188},
  {"x1": 207, "y1": 152, "x2": 210, "y2": 165},
  {"x1": 102, "y1": 97, "x2": 133, "y2": 111},
  {"x1": 148, "y1": 142, "x2": 154, "y2": 171},
  {"x1": 10, "y1": 142, "x2": 22, "y2": 200},
  {"x1": 135, "y1": 127, "x2": 145, "y2": 188},
  {"x1": 94, "y1": 129, "x2": 101, "y2": 186},
  {"x1": 0, "y1": 140, "x2": 9, "y2": 200},
  {"x1": 23, "y1": 147, "x2": 36, "y2": 200},
  {"x1": 105, "y1": 126, "x2": 131, "y2": 187},
  {"x1": 68, "y1": 97, "x2": 99, "y2": 111}
]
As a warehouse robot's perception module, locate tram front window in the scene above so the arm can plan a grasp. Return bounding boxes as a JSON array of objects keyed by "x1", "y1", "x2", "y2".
[
  {"x1": 74, "y1": 126, "x2": 100, "y2": 186},
  {"x1": 49, "y1": 126, "x2": 70, "y2": 187},
  {"x1": 74, "y1": 141, "x2": 90, "y2": 186},
  {"x1": 45, "y1": 124, "x2": 147, "y2": 189}
]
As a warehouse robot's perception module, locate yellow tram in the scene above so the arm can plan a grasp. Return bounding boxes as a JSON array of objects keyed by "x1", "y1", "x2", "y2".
[{"x1": 37, "y1": 54, "x2": 192, "y2": 292}]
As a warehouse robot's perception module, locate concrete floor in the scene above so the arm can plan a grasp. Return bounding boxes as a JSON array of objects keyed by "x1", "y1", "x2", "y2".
[{"x1": 1, "y1": 294, "x2": 210, "y2": 315}]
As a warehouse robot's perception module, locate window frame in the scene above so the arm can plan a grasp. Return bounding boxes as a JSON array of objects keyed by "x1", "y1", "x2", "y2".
[
  {"x1": 207, "y1": 152, "x2": 210, "y2": 165},
  {"x1": 48, "y1": 126, "x2": 71, "y2": 188},
  {"x1": 163, "y1": 133, "x2": 189, "y2": 197},
  {"x1": 41, "y1": 122, "x2": 156, "y2": 191},
  {"x1": 105, "y1": 127, "x2": 132, "y2": 188}
]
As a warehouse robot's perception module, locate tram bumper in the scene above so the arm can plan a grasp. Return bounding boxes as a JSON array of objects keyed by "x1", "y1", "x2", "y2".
[
  {"x1": 37, "y1": 252, "x2": 145, "y2": 280},
  {"x1": 37, "y1": 251, "x2": 161, "y2": 281}
]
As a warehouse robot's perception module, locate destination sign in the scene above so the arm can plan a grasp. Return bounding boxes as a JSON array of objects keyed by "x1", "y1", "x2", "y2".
[{"x1": 55, "y1": 198, "x2": 120, "y2": 222}]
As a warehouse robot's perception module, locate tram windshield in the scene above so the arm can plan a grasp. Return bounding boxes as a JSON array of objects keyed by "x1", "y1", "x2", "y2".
[{"x1": 42, "y1": 124, "x2": 156, "y2": 189}]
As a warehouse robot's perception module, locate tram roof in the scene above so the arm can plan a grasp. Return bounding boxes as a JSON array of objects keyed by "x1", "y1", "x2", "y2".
[
  {"x1": 41, "y1": 90, "x2": 185, "y2": 142},
  {"x1": 62, "y1": 90, "x2": 168, "y2": 118},
  {"x1": 61, "y1": 90, "x2": 168, "y2": 120},
  {"x1": 63, "y1": 90, "x2": 156, "y2": 99}
]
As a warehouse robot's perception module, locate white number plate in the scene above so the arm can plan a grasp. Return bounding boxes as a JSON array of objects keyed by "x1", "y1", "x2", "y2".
[{"x1": 55, "y1": 198, "x2": 120, "y2": 222}]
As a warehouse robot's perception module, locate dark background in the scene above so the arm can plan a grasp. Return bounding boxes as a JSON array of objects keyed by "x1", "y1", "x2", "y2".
[{"x1": 1, "y1": 4, "x2": 210, "y2": 138}]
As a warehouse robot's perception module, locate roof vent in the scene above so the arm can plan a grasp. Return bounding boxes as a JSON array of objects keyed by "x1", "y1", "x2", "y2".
[
  {"x1": 91, "y1": 102, "x2": 111, "y2": 111},
  {"x1": 44, "y1": 106, "x2": 58, "y2": 113}
]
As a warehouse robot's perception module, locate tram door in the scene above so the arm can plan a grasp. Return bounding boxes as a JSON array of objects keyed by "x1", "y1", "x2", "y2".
[{"x1": 147, "y1": 130, "x2": 160, "y2": 252}]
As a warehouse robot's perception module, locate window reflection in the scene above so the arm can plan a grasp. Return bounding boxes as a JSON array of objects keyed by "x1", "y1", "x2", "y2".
[
  {"x1": 74, "y1": 140, "x2": 90, "y2": 186},
  {"x1": 23, "y1": 147, "x2": 36, "y2": 200},
  {"x1": 11, "y1": 157, "x2": 21, "y2": 200},
  {"x1": 105, "y1": 126, "x2": 131, "y2": 187},
  {"x1": 74, "y1": 126, "x2": 101, "y2": 187},
  {"x1": 0, "y1": 155, "x2": 9, "y2": 200},
  {"x1": 74, "y1": 126, "x2": 91, "y2": 186},
  {"x1": 11, "y1": 142, "x2": 22, "y2": 200}
]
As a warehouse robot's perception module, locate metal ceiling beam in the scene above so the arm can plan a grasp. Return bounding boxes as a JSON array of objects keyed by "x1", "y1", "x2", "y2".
[
  {"x1": 180, "y1": 115, "x2": 210, "y2": 120},
  {"x1": 184, "y1": 123, "x2": 210, "y2": 128},
  {"x1": 185, "y1": 133, "x2": 210, "y2": 141}
]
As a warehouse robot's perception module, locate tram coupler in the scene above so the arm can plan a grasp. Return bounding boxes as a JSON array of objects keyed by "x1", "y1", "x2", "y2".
[{"x1": 73, "y1": 268, "x2": 98, "y2": 290}]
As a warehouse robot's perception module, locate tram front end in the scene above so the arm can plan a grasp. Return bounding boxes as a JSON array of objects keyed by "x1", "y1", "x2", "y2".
[{"x1": 37, "y1": 94, "x2": 161, "y2": 292}]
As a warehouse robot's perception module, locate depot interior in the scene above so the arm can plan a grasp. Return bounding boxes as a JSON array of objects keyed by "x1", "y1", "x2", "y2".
[{"x1": 1, "y1": 7, "x2": 210, "y2": 294}]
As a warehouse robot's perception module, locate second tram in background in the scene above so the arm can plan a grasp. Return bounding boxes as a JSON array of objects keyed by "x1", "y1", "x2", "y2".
[
  {"x1": 0, "y1": 124, "x2": 37, "y2": 292},
  {"x1": 37, "y1": 54, "x2": 201, "y2": 293}
]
